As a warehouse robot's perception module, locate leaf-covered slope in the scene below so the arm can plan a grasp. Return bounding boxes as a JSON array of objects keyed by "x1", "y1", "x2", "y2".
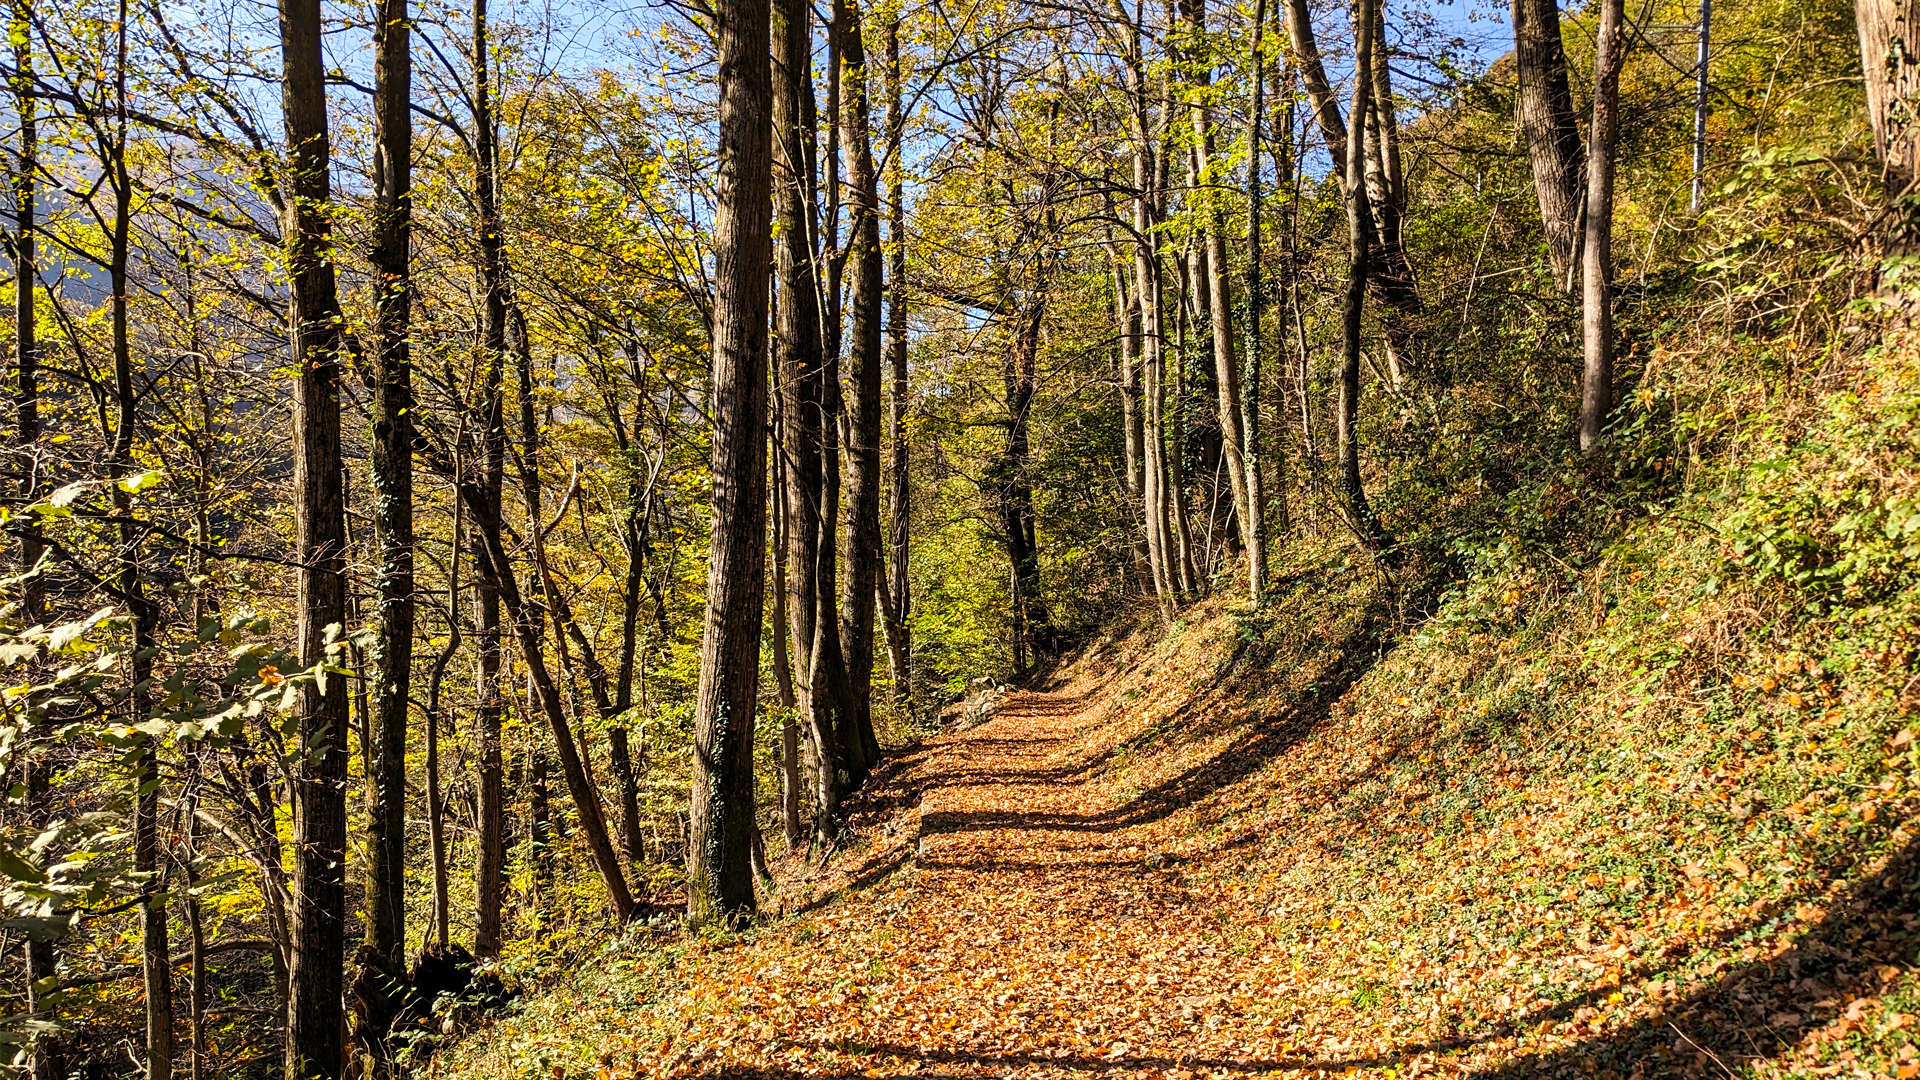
[{"x1": 443, "y1": 338, "x2": 1920, "y2": 1079}]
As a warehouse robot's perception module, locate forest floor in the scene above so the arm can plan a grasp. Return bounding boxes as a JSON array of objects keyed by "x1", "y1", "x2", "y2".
[{"x1": 442, "y1": 583, "x2": 1920, "y2": 1080}]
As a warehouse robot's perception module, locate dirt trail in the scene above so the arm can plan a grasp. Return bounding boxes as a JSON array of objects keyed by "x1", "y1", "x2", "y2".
[{"x1": 767, "y1": 687, "x2": 1297, "y2": 1078}]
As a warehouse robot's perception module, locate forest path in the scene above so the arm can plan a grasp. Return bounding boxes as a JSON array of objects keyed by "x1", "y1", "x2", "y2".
[{"x1": 749, "y1": 687, "x2": 1302, "y2": 1078}]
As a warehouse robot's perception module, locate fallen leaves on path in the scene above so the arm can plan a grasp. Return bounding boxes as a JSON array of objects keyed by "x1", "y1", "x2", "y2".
[{"x1": 445, "y1": 585, "x2": 1920, "y2": 1080}]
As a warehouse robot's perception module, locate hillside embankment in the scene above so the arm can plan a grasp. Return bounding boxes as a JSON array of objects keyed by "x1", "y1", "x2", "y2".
[{"x1": 443, "y1": 342, "x2": 1920, "y2": 1080}]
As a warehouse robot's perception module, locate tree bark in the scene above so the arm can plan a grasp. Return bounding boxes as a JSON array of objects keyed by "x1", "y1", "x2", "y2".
[
  {"x1": 882, "y1": 11, "x2": 912, "y2": 714},
  {"x1": 1000, "y1": 286, "x2": 1048, "y2": 665},
  {"x1": 1133, "y1": 40, "x2": 1177, "y2": 610},
  {"x1": 687, "y1": 0, "x2": 772, "y2": 926},
  {"x1": 1580, "y1": 0, "x2": 1626, "y2": 453},
  {"x1": 1513, "y1": 0, "x2": 1584, "y2": 286},
  {"x1": 770, "y1": 439, "x2": 803, "y2": 848},
  {"x1": 364, "y1": 0, "x2": 413, "y2": 974},
  {"x1": 13, "y1": 16, "x2": 53, "y2": 1080},
  {"x1": 1244, "y1": 0, "x2": 1269, "y2": 591},
  {"x1": 772, "y1": 0, "x2": 846, "y2": 843},
  {"x1": 1184, "y1": 0, "x2": 1261, "y2": 601},
  {"x1": 1338, "y1": 0, "x2": 1388, "y2": 550},
  {"x1": 279, "y1": 0, "x2": 351, "y2": 1072},
  {"x1": 1281, "y1": 0, "x2": 1347, "y2": 169},
  {"x1": 1855, "y1": 0, "x2": 1920, "y2": 196},
  {"x1": 471, "y1": 0, "x2": 510, "y2": 960},
  {"x1": 460, "y1": 488, "x2": 637, "y2": 922},
  {"x1": 424, "y1": 497, "x2": 460, "y2": 949},
  {"x1": 102, "y1": 10, "x2": 173, "y2": 1076},
  {"x1": 12, "y1": 0, "x2": 40, "y2": 629},
  {"x1": 837, "y1": 0, "x2": 883, "y2": 778},
  {"x1": 183, "y1": 791, "x2": 206, "y2": 1080}
]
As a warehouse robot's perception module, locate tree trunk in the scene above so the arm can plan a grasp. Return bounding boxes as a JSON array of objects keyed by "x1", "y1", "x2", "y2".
[
  {"x1": 882, "y1": 11, "x2": 913, "y2": 715},
  {"x1": 770, "y1": 445, "x2": 803, "y2": 848},
  {"x1": 837, "y1": 0, "x2": 883, "y2": 779},
  {"x1": 1338, "y1": 0, "x2": 1387, "y2": 550},
  {"x1": 424, "y1": 498, "x2": 460, "y2": 949},
  {"x1": 1243, "y1": 0, "x2": 1269, "y2": 589},
  {"x1": 1110, "y1": 0, "x2": 1173, "y2": 610},
  {"x1": 528, "y1": 719, "x2": 553, "y2": 900},
  {"x1": 1513, "y1": 0, "x2": 1584, "y2": 286},
  {"x1": 471, "y1": 0, "x2": 510, "y2": 960},
  {"x1": 12, "y1": 0, "x2": 41, "y2": 628},
  {"x1": 183, "y1": 790, "x2": 206, "y2": 1080},
  {"x1": 1157, "y1": 58, "x2": 1198, "y2": 597},
  {"x1": 279, "y1": 0, "x2": 351, "y2": 1071},
  {"x1": 1281, "y1": 0, "x2": 1347, "y2": 168},
  {"x1": 1139, "y1": 149, "x2": 1176, "y2": 602},
  {"x1": 461, "y1": 490, "x2": 636, "y2": 921},
  {"x1": 365, "y1": 0, "x2": 413, "y2": 974},
  {"x1": 813, "y1": 345, "x2": 855, "y2": 831},
  {"x1": 472, "y1": 541, "x2": 505, "y2": 958},
  {"x1": 687, "y1": 0, "x2": 772, "y2": 926},
  {"x1": 1855, "y1": 0, "x2": 1920, "y2": 197},
  {"x1": 13, "y1": 17, "x2": 53, "y2": 1080},
  {"x1": 1580, "y1": 0, "x2": 1626, "y2": 453},
  {"x1": 1165, "y1": 248, "x2": 1197, "y2": 594},
  {"x1": 608, "y1": 429, "x2": 646, "y2": 867},
  {"x1": 1000, "y1": 289, "x2": 1048, "y2": 664},
  {"x1": 104, "y1": 11, "x2": 173, "y2": 1076},
  {"x1": 1184, "y1": 0, "x2": 1261, "y2": 601},
  {"x1": 1113, "y1": 263, "x2": 1144, "y2": 502},
  {"x1": 772, "y1": 0, "x2": 845, "y2": 844}
]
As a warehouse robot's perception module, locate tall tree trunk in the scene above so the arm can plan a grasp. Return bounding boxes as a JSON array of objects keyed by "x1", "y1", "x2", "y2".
[
  {"x1": 1000, "y1": 286, "x2": 1048, "y2": 664},
  {"x1": 471, "y1": 0, "x2": 510, "y2": 960},
  {"x1": 1281, "y1": 0, "x2": 1347, "y2": 168},
  {"x1": 471, "y1": 541, "x2": 505, "y2": 958},
  {"x1": 816, "y1": 22, "x2": 863, "y2": 796},
  {"x1": 365, "y1": 0, "x2": 413, "y2": 974},
  {"x1": 687, "y1": 0, "x2": 772, "y2": 925},
  {"x1": 1513, "y1": 0, "x2": 1584, "y2": 287},
  {"x1": 1157, "y1": 51, "x2": 1198, "y2": 596},
  {"x1": 837, "y1": 0, "x2": 883, "y2": 779},
  {"x1": 770, "y1": 440, "x2": 803, "y2": 848},
  {"x1": 12, "y1": 18, "x2": 53, "y2": 1080},
  {"x1": 527, "y1": 710, "x2": 553, "y2": 900},
  {"x1": 1113, "y1": 261, "x2": 1144, "y2": 502},
  {"x1": 12, "y1": 0, "x2": 40, "y2": 628},
  {"x1": 1243, "y1": 0, "x2": 1269, "y2": 592},
  {"x1": 183, "y1": 785, "x2": 206, "y2": 1080},
  {"x1": 1183, "y1": 0, "x2": 1261, "y2": 600},
  {"x1": 1137, "y1": 102, "x2": 1177, "y2": 604},
  {"x1": 279, "y1": 0, "x2": 351, "y2": 1071},
  {"x1": 1165, "y1": 248, "x2": 1197, "y2": 594},
  {"x1": 105, "y1": 10, "x2": 173, "y2": 1076},
  {"x1": 606, "y1": 418, "x2": 646, "y2": 867},
  {"x1": 1362, "y1": 2, "x2": 1419, "y2": 380},
  {"x1": 460, "y1": 489, "x2": 636, "y2": 922},
  {"x1": 772, "y1": 0, "x2": 844, "y2": 844},
  {"x1": 882, "y1": 11, "x2": 912, "y2": 715},
  {"x1": 1580, "y1": 0, "x2": 1626, "y2": 453},
  {"x1": 1338, "y1": 0, "x2": 1387, "y2": 550},
  {"x1": 813, "y1": 343, "x2": 854, "y2": 824},
  {"x1": 424, "y1": 498, "x2": 460, "y2": 949},
  {"x1": 1855, "y1": 0, "x2": 1920, "y2": 198},
  {"x1": 1108, "y1": 0, "x2": 1173, "y2": 610}
]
